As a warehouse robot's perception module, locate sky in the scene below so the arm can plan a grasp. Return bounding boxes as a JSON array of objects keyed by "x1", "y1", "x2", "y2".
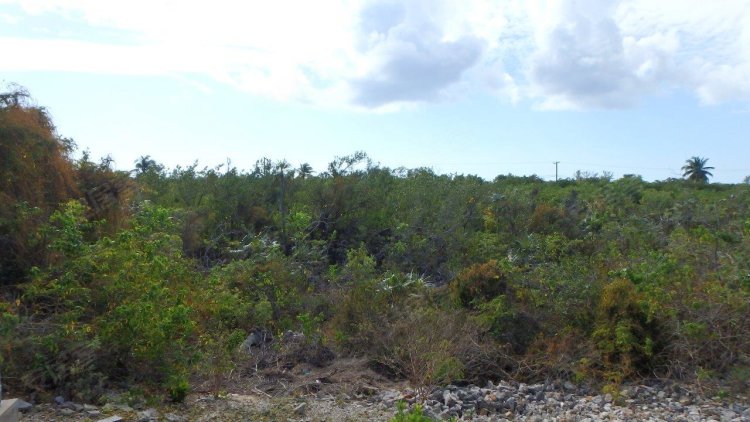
[{"x1": 1, "y1": 0, "x2": 749, "y2": 182}]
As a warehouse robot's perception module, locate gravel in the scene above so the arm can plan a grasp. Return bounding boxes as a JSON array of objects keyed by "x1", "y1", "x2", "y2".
[
  {"x1": 382, "y1": 380, "x2": 750, "y2": 421},
  {"x1": 18, "y1": 380, "x2": 750, "y2": 421}
]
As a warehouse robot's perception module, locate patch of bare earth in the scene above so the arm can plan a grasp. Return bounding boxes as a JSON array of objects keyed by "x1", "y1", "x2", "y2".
[{"x1": 183, "y1": 357, "x2": 405, "y2": 421}]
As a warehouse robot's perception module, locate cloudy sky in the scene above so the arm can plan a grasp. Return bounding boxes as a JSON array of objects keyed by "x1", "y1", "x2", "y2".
[{"x1": 1, "y1": 0, "x2": 749, "y2": 181}]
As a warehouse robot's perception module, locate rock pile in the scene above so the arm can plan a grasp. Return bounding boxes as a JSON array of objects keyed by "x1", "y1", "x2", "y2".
[
  {"x1": 380, "y1": 380, "x2": 750, "y2": 421},
  {"x1": 15, "y1": 379, "x2": 750, "y2": 421},
  {"x1": 19, "y1": 397, "x2": 187, "y2": 422}
]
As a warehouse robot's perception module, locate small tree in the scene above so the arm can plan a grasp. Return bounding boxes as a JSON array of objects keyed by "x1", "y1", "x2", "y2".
[{"x1": 681, "y1": 156, "x2": 714, "y2": 183}]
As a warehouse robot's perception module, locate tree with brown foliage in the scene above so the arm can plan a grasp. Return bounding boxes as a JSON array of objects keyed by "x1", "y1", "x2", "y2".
[{"x1": 0, "y1": 84, "x2": 79, "y2": 284}]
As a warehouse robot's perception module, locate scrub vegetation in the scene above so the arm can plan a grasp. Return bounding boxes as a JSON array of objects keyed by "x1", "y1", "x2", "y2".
[{"x1": 2, "y1": 86, "x2": 749, "y2": 403}]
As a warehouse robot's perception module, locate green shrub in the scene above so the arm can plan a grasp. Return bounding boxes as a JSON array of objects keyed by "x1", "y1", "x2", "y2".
[
  {"x1": 391, "y1": 402, "x2": 436, "y2": 422},
  {"x1": 592, "y1": 279, "x2": 657, "y2": 377},
  {"x1": 339, "y1": 244, "x2": 377, "y2": 283},
  {"x1": 166, "y1": 373, "x2": 190, "y2": 403},
  {"x1": 664, "y1": 279, "x2": 750, "y2": 378},
  {"x1": 328, "y1": 272, "x2": 424, "y2": 352},
  {"x1": 476, "y1": 296, "x2": 539, "y2": 353},
  {"x1": 208, "y1": 254, "x2": 305, "y2": 331},
  {"x1": 8, "y1": 202, "x2": 249, "y2": 398}
]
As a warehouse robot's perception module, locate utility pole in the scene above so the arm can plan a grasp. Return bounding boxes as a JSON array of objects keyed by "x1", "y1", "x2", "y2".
[
  {"x1": 553, "y1": 161, "x2": 560, "y2": 181},
  {"x1": 277, "y1": 162, "x2": 288, "y2": 255}
]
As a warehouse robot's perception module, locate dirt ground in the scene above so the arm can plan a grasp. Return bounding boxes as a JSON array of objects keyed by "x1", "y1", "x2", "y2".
[
  {"x1": 206, "y1": 356, "x2": 406, "y2": 397},
  {"x1": 20, "y1": 356, "x2": 406, "y2": 421}
]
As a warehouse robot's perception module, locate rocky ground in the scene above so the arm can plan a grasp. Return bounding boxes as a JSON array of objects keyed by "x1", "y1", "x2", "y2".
[
  {"x1": 12, "y1": 336, "x2": 750, "y2": 421},
  {"x1": 19, "y1": 393, "x2": 394, "y2": 421},
  {"x1": 18, "y1": 378, "x2": 750, "y2": 421},
  {"x1": 391, "y1": 379, "x2": 750, "y2": 421}
]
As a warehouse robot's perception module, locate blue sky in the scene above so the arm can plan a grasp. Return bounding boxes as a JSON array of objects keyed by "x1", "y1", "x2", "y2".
[{"x1": 1, "y1": 0, "x2": 749, "y2": 182}]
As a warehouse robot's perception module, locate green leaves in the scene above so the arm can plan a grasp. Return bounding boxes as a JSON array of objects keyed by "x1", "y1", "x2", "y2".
[
  {"x1": 16, "y1": 202, "x2": 242, "y2": 396},
  {"x1": 592, "y1": 279, "x2": 657, "y2": 376}
]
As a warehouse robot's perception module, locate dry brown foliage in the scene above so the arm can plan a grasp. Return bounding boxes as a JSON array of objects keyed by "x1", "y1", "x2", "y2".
[{"x1": 0, "y1": 86, "x2": 79, "y2": 282}]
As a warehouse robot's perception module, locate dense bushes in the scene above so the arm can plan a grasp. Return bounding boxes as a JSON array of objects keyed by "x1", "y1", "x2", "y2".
[
  {"x1": 2, "y1": 202, "x2": 249, "y2": 400},
  {"x1": 329, "y1": 270, "x2": 508, "y2": 391},
  {"x1": 2, "y1": 86, "x2": 750, "y2": 400}
]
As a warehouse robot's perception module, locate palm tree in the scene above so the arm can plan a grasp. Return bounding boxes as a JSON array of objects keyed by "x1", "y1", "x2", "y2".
[
  {"x1": 297, "y1": 163, "x2": 314, "y2": 179},
  {"x1": 134, "y1": 155, "x2": 162, "y2": 174},
  {"x1": 681, "y1": 156, "x2": 714, "y2": 183}
]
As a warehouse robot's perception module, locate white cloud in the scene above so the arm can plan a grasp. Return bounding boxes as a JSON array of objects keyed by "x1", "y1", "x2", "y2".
[
  {"x1": 527, "y1": 0, "x2": 678, "y2": 109},
  {"x1": 695, "y1": 61, "x2": 750, "y2": 105},
  {"x1": 349, "y1": 1, "x2": 485, "y2": 107},
  {"x1": 0, "y1": 0, "x2": 749, "y2": 110}
]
